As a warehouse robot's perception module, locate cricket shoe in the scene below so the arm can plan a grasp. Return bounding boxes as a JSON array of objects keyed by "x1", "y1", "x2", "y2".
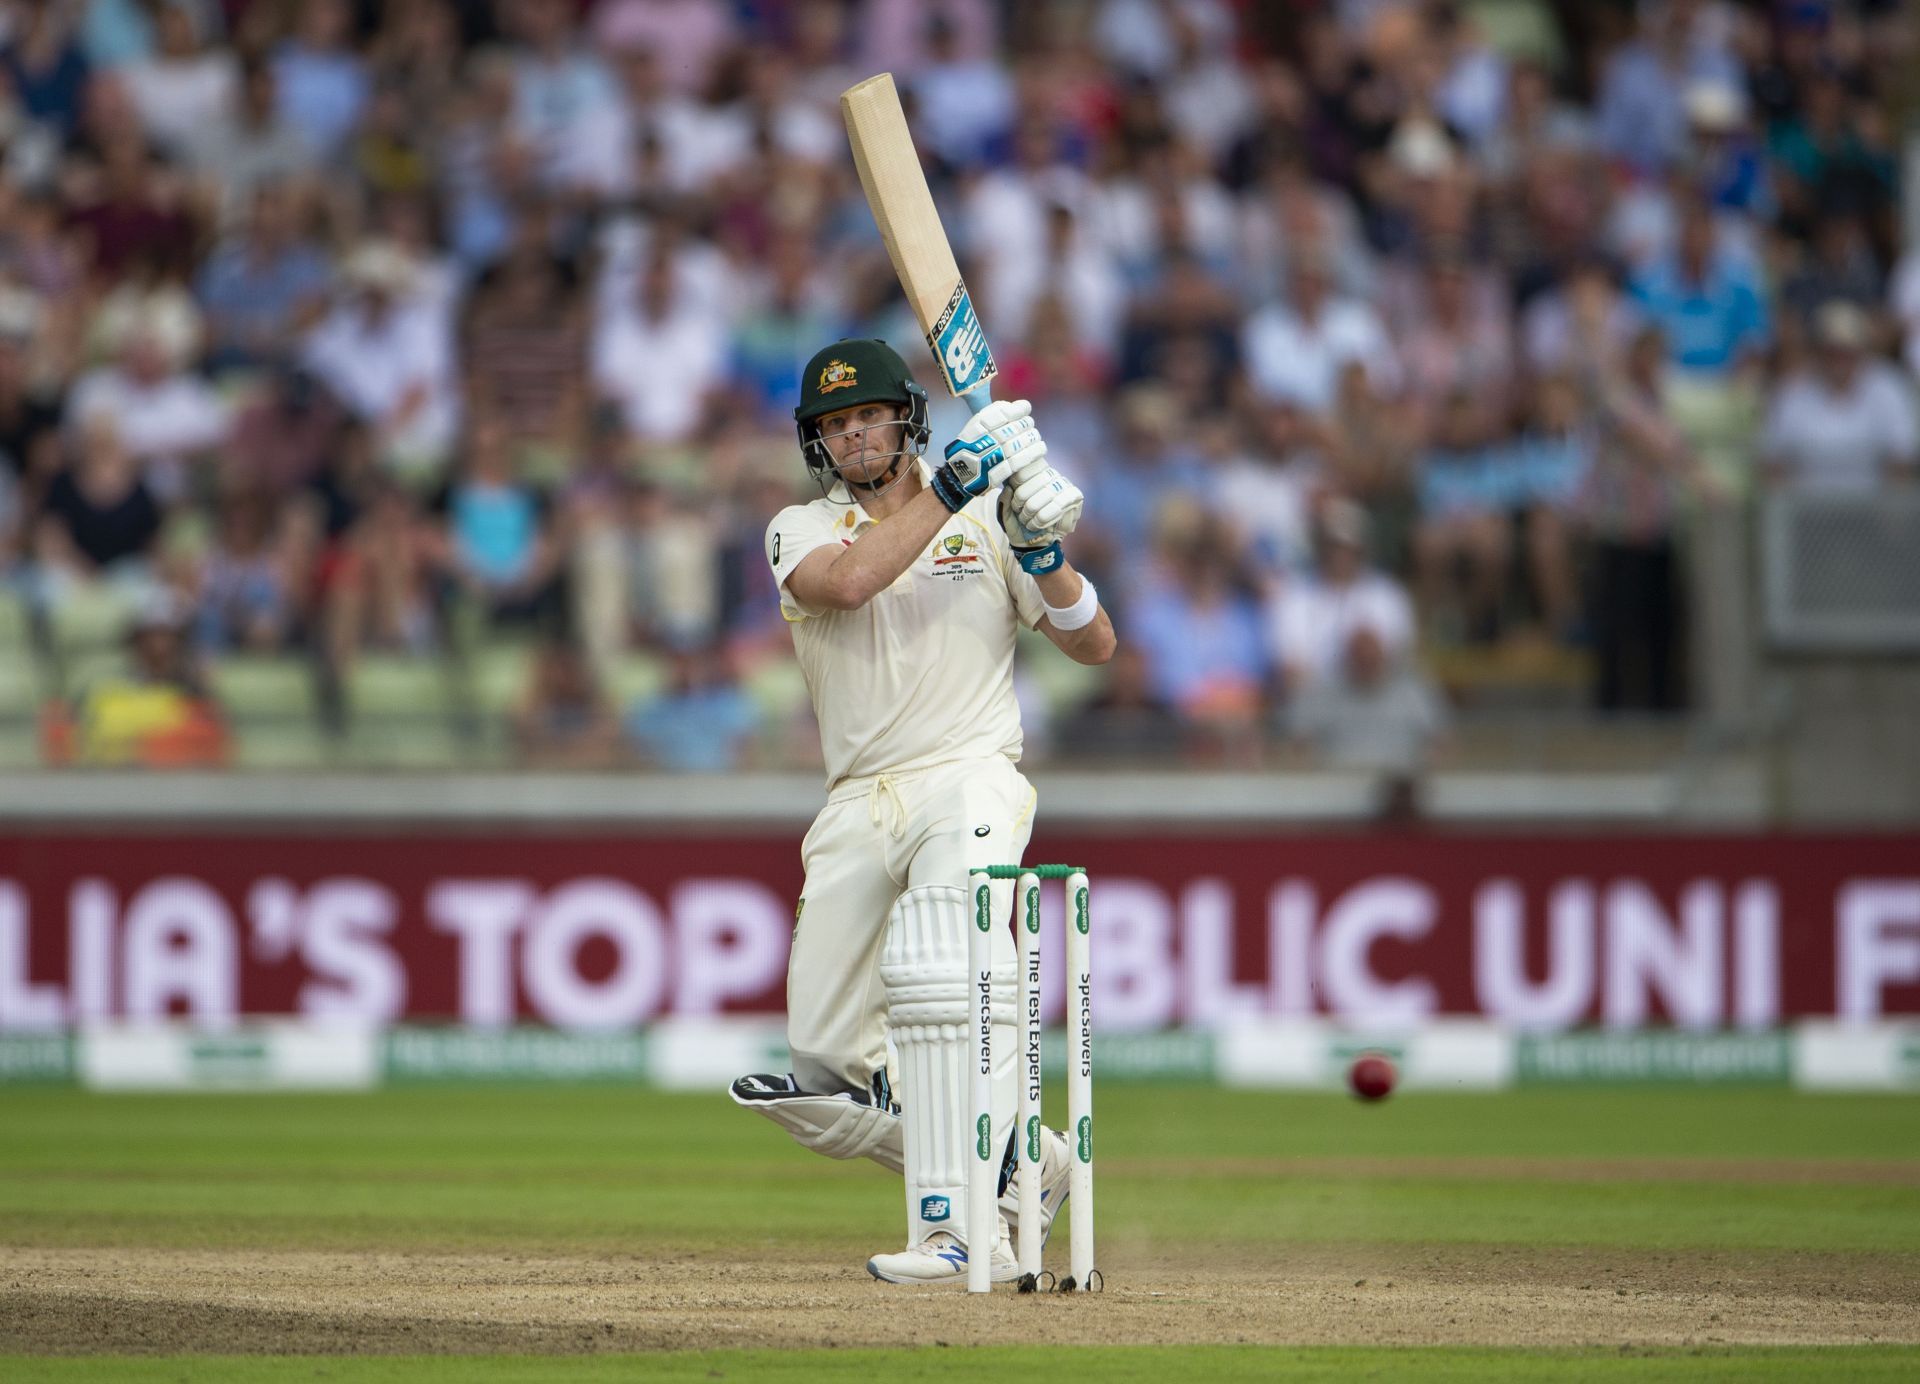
[
  {"x1": 866, "y1": 1225, "x2": 1020, "y2": 1286},
  {"x1": 999, "y1": 1125, "x2": 1072, "y2": 1247}
]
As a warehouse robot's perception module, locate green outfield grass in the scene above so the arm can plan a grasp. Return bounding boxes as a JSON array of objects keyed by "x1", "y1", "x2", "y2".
[
  {"x1": 3, "y1": 1086, "x2": 1916, "y2": 1255},
  {"x1": 4, "y1": 1085, "x2": 1918, "y2": 1377}
]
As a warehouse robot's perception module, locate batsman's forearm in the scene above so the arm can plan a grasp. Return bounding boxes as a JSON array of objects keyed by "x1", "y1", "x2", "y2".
[{"x1": 823, "y1": 487, "x2": 953, "y2": 608}]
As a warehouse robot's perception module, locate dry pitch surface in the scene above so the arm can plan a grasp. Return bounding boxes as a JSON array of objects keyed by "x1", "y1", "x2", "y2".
[
  {"x1": 3, "y1": 1087, "x2": 1918, "y2": 1357},
  {"x1": 6, "y1": 1240, "x2": 1919, "y2": 1355}
]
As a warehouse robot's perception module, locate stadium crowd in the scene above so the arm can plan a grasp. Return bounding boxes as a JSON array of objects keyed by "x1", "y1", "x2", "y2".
[{"x1": 0, "y1": 0, "x2": 1913, "y2": 772}]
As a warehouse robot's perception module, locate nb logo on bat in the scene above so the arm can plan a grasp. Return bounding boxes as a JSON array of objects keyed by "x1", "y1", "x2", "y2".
[{"x1": 930, "y1": 283, "x2": 996, "y2": 395}]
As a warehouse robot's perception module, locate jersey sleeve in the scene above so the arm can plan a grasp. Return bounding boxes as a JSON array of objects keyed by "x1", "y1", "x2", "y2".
[{"x1": 767, "y1": 504, "x2": 840, "y2": 621}]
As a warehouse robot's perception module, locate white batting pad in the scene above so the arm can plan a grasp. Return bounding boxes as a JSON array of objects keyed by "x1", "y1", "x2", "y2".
[{"x1": 882, "y1": 884, "x2": 987, "y2": 1246}]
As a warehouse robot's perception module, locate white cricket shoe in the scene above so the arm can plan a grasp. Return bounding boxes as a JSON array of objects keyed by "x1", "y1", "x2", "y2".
[
  {"x1": 999, "y1": 1125, "x2": 1073, "y2": 1247},
  {"x1": 866, "y1": 1225, "x2": 1021, "y2": 1286}
]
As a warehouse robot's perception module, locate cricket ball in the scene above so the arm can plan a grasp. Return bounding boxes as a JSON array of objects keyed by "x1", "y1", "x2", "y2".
[{"x1": 1348, "y1": 1052, "x2": 1396, "y2": 1102}]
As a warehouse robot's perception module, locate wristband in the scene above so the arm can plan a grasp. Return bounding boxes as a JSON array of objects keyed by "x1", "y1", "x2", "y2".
[
  {"x1": 1042, "y1": 576, "x2": 1099, "y2": 631},
  {"x1": 1016, "y1": 540, "x2": 1063, "y2": 575},
  {"x1": 929, "y1": 464, "x2": 971, "y2": 514}
]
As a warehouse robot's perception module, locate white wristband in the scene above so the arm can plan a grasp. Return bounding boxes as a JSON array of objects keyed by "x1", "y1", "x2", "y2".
[{"x1": 1042, "y1": 577, "x2": 1099, "y2": 632}]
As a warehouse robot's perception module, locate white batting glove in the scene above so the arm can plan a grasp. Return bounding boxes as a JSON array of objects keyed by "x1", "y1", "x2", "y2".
[
  {"x1": 1005, "y1": 457, "x2": 1084, "y2": 538},
  {"x1": 932, "y1": 398, "x2": 1047, "y2": 512}
]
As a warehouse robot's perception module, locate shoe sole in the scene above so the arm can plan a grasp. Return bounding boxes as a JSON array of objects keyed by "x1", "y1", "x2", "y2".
[{"x1": 866, "y1": 1258, "x2": 1023, "y2": 1286}]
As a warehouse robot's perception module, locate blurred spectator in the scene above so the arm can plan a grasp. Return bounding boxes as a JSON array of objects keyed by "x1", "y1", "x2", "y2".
[
  {"x1": 1779, "y1": 214, "x2": 1885, "y2": 336},
  {"x1": 1412, "y1": 388, "x2": 1509, "y2": 643},
  {"x1": 1286, "y1": 624, "x2": 1445, "y2": 782},
  {"x1": 590, "y1": 234, "x2": 726, "y2": 444},
  {"x1": 303, "y1": 240, "x2": 459, "y2": 479},
  {"x1": 68, "y1": 292, "x2": 227, "y2": 494},
  {"x1": 1268, "y1": 499, "x2": 1415, "y2": 699},
  {"x1": 325, "y1": 476, "x2": 439, "y2": 664},
  {"x1": 223, "y1": 365, "x2": 347, "y2": 498},
  {"x1": 271, "y1": 0, "x2": 369, "y2": 164},
  {"x1": 3, "y1": 1, "x2": 90, "y2": 138},
  {"x1": 1629, "y1": 191, "x2": 1769, "y2": 381},
  {"x1": 512, "y1": 636, "x2": 622, "y2": 768},
  {"x1": 32, "y1": 417, "x2": 161, "y2": 599},
  {"x1": 432, "y1": 414, "x2": 560, "y2": 630},
  {"x1": 1594, "y1": 0, "x2": 1743, "y2": 175},
  {"x1": 192, "y1": 490, "x2": 306, "y2": 653},
  {"x1": 461, "y1": 238, "x2": 585, "y2": 464},
  {"x1": 909, "y1": 15, "x2": 1014, "y2": 168},
  {"x1": 1579, "y1": 326, "x2": 1699, "y2": 713},
  {"x1": 504, "y1": 0, "x2": 618, "y2": 192},
  {"x1": 46, "y1": 585, "x2": 227, "y2": 767},
  {"x1": 1243, "y1": 249, "x2": 1398, "y2": 415},
  {"x1": 1512, "y1": 374, "x2": 1590, "y2": 638},
  {"x1": 195, "y1": 182, "x2": 331, "y2": 375},
  {"x1": 1212, "y1": 398, "x2": 1324, "y2": 582},
  {"x1": 122, "y1": 3, "x2": 235, "y2": 164},
  {"x1": 1054, "y1": 642, "x2": 1181, "y2": 761},
  {"x1": 1761, "y1": 302, "x2": 1919, "y2": 495},
  {"x1": 1125, "y1": 505, "x2": 1266, "y2": 756},
  {"x1": 624, "y1": 641, "x2": 759, "y2": 771},
  {"x1": 0, "y1": 291, "x2": 62, "y2": 490}
]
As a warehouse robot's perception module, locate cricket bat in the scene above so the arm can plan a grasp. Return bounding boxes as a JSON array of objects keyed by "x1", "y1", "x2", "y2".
[{"x1": 841, "y1": 73, "x2": 996, "y2": 400}]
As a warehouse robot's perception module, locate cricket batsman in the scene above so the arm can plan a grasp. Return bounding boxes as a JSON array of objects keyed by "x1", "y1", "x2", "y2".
[{"x1": 730, "y1": 338, "x2": 1114, "y2": 1284}]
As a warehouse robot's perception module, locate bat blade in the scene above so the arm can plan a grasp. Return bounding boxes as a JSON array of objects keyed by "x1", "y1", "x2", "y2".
[{"x1": 841, "y1": 73, "x2": 995, "y2": 399}]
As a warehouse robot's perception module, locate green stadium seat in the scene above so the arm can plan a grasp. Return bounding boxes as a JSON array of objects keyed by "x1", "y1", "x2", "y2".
[
  {"x1": 0, "y1": 588, "x2": 33, "y2": 651},
  {"x1": 470, "y1": 640, "x2": 537, "y2": 717},
  {"x1": 0, "y1": 647, "x2": 49, "y2": 717},
  {"x1": 228, "y1": 719, "x2": 331, "y2": 771},
  {"x1": 0, "y1": 719, "x2": 41, "y2": 769},
  {"x1": 207, "y1": 655, "x2": 320, "y2": 719},
  {"x1": 601, "y1": 650, "x2": 667, "y2": 712},
  {"x1": 1017, "y1": 627, "x2": 1104, "y2": 718},
  {"x1": 48, "y1": 585, "x2": 135, "y2": 655},
  {"x1": 342, "y1": 653, "x2": 470, "y2": 770},
  {"x1": 744, "y1": 657, "x2": 809, "y2": 724}
]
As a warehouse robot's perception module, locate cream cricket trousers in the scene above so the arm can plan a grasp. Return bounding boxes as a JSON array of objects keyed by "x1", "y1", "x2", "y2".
[{"x1": 787, "y1": 754, "x2": 1037, "y2": 1100}]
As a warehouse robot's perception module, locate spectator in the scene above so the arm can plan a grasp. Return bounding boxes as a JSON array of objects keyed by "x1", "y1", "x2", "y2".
[
  {"x1": 66, "y1": 296, "x2": 226, "y2": 491},
  {"x1": 590, "y1": 237, "x2": 727, "y2": 445},
  {"x1": 32, "y1": 417, "x2": 163, "y2": 601},
  {"x1": 1761, "y1": 302, "x2": 1918, "y2": 495},
  {"x1": 1412, "y1": 388, "x2": 1510, "y2": 643},
  {"x1": 48, "y1": 585, "x2": 227, "y2": 768},
  {"x1": 303, "y1": 240, "x2": 459, "y2": 479},
  {"x1": 1054, "y1": 642, "x2": 1182, "y2": 761},
  {"x1": 1512, "y1": 373, "x2": 1590, "y2": 638},
  {"x1": 1212, "y1": 398, "x2": 1325, "y2": 582},
  {"x1": 325, "y1": 477, "x2": 438, "y2": 664},
  {"x1": 1579, "y1": 326, "x2": 1698, "y2": 713},
  {"x1": 512, "y1": 636, "x2": 622, "y2": 768},
  {"x1": 1268, "y1": 498, "x2": 1415, "y2": 698},
  {"x1": 433, "y1": 414, "x2": 561, "y2": 630},
  {"x1": 193, "y1": 490, "x2": 305, "y2": 653},
  {"x1": 461, "y1": 239, "x2": 586, "y2": 463},
  {"x1": 122, "y1": 3, "x2": 235, "y2": 164},
  {"x1": 271, "y1": 0, "x2": 369, "y2": 164},
  {"x1": 624, "y1": 641, "x2": 759, "y2": 772},
  {"x1": 1629, "y1": 191, "x2": 1769, "y2": 381},
  {"x1": 194, "y1": 182, "x2": 331, "y2": 375},
  {"x1": 1286, "y1": 623, "x2": 1446, "y2": 814},
  {"x1": 2, "y1": 2, "x2": 90, "y2": 138},
  {"x1": 1126, "y1": 505, "x2": 1266, "y2": 754},
  {"x1": 1242, "y1": 248, "x2": 1398, "y2": 415}
]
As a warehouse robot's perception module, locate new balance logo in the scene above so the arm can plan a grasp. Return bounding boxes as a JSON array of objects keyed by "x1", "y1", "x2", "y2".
[{"x1": 920, "y1": 1194, "x2": 951, "y2": 1222}]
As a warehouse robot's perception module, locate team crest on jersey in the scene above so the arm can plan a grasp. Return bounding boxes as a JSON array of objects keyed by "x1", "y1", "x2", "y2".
[
  {"x1": 819, "y1": 359, "x2": 857, "y2": 392},
  {"x1": 930, "y1": 530, "x2": 984, "y2": 580}
]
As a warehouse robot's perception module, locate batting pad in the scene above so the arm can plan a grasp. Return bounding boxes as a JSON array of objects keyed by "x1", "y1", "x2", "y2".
[
  {"x1": 881, "y1": 884, "x2": 1011, "y2": 1247},
  {"x1": 728, "y1": 1073, "x2": 905, "y2": 1173}
]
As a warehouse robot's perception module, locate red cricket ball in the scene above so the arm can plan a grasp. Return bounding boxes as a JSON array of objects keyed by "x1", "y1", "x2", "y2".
[{"x1": 1348, "y1": 1052, "x2": 1396, "y2": 1102}]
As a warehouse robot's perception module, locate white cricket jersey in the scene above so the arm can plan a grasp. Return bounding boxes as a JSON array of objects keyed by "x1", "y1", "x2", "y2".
[{"x1": 767, "y1": 465, "x2": 1047, "y2": 789}]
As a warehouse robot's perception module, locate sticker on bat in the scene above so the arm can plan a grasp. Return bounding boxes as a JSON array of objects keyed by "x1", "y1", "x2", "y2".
[{"x1": 928, "y1": 281, "x2": 997, "y2": 397}]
